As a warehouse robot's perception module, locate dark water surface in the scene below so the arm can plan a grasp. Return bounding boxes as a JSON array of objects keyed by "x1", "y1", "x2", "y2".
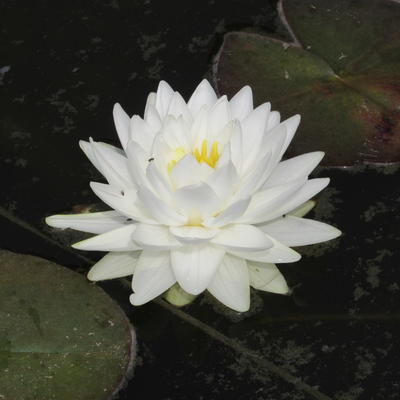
[{"x1": 1, "y1": 1, "x2": 399, "y2": 399}]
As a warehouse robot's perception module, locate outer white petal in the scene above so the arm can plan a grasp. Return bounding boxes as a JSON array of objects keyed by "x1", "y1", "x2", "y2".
[
  {"x1": 87, "y1": 251, "x2": 139, "y2": 281},
  {"x1": 266, "y1": 110, "x2": 280, "y2": 131},
  {"x1": 229, "y1": 86, "x2": 253, "y2": 120},
  {"x1": 232, "y1": 151, "x2": 274, "y2": 201},
  {"x1": 207, "y1": 254, "x2": 250, "y2": 312},
  {"x1": 187, "y1": 79, "x2": 217, "y2": 115},
  {"x1": 90, "y1": 139, "x2": 132, "y2": 188},
  {"x1": 204, "y1": 197, "x2": 251, "y2": 228},
  {"x1": 113, "y1": 103, "x2": 130, "y2": 150},
  {"x1": 130, "y1": 115, "x2": 155, "y2": 152},
  {"x1": 211, "y1": 224, "x2": 273, "y2": 252},
  {"x1": 90, "y1": 182, "x2": 153, "y2": 222},
  {"x1": 126, "y1": 140, "x2": 148, "y2": 186},
  {"x1": 189, "y1": 105, "x2": 209, "y2": 147},
  {"x1": 174, "y1": 183, "x2": 221, "y2": 222},
  {"x1": 278, "y1": 114, "x2": 301, "y2": 160},
  {"x1": 170, "y1": 226, "x2": 219, "y2": 245},
  {"x1": 209, "y1": 95, "x2": 231, "y2": 137},
  {"x1": 144, "y1": 104, "x2": 162, "y2": 133},
  {"x1": 137, "y1": 185, "x2": 186, "y2": 226},
  {"x1": 229, "y1": 120, "x2": 244, "y2": 172},
  {"x1": 46, "y1": 211, "x2": 126, "y2": 234},
  {"x1": 230, "y1": 235, "x2": 301, "y2": 263},
  {"x1": 170, "y1": 245, "x2": 225, "y2": 295},
  {"x1": 264, "y1": 151, "x2": 324, "y2": 189},
  {"x1": 259, "y1": 178, "x2": 330, "y2": 222},
  {"x1": 144, "y1": 91, "x2": 156, "y2": 118},
  {"x1": 79, "y1": 140, "x2": 103, "y2": 174},
  {"x1": 260, "y1": 216, "x2": 341, "y2": 246},
  {"x1": 248, "y1": 262, "x2": 289, "y2": 294},
  {"x1": 72, "y1": 224, "x2": 140, "y2": 251},
  {"x1": 288, "y1": 200, "x2": 315, "y2": 218},
  {"x1": 146, "y1": 161, "x2": 173, "y2": 201},
  {"x1": 241, "y1": 103, "x2": 271, "y2": 171},
  {"x1": 237, "y1": 177, "x2": 307, "y2": 224},
  {"x1": 130, "y1": 251, "x2": 175, "y2": 305},
  {"x1": 155, "y1": 80, "x2": 174, "y2": 118},
  {"x1": 132, "y1": 223, "x2": 182, "y2": 250},
  {"x1": 167, "y1": 92, "x2": 192, "y2": 123}
]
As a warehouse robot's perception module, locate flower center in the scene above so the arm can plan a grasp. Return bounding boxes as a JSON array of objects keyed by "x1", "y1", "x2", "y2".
[{"x1": 168, "y1": 140, "x2": 220, "y2": 172}]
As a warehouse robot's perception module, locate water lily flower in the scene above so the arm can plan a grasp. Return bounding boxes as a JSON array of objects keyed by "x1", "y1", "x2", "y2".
[{"x1": 46, "y1": 80, "x2": 341, "y2": 312}]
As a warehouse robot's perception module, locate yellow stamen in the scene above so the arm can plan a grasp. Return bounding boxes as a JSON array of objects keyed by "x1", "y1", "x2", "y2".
[
  {"x1": 167, "y1": 140, "x2": 220, "y2": 172},
  {"x1": 192, "y1": 140, "x2": 219, "y2": 168}
]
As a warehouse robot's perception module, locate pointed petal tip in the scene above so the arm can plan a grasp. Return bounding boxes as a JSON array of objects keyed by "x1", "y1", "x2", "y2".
[{"x1": 45, "y1": 215, "x2": 63, "y2": 229}]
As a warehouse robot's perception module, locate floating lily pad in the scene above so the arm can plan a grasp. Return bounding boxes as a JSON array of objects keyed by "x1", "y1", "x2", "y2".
[
  {"x1": 0, "y1": 251, "x2": 135, "y2": 400},
  {"x1": 214, "y1": 0, "x2": 400, "y2": 166}
]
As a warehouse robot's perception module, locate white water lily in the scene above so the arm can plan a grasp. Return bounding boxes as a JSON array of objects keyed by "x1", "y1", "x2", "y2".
[{"x1": 46, "y1": 80, "x2": 341, "y2": 312}]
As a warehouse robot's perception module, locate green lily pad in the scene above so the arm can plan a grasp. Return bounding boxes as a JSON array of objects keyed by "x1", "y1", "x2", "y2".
[
  {"x1": 0, "y1": 250, "x2": 135, "y2": 400},
  {"x1": 214, "y1": 0, "x2": 400, "y2": 166}
]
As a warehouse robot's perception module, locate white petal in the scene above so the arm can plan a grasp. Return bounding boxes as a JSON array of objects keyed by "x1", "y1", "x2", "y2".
[
  {"x1": 72, "y1": 224, "x2": 140, "y2": 251},
  {"x1": 90, "y1": 139, "x2": 132, "y2": 188},
  {"x1": 146, "y1": 161, "x2": 172, "y2": 201},
  {"x1": 174, "y1": 183, "x2": 221, "y2": 222},
  {"x1": 264, "y1": 151, "x2": 324, "y2": 189},
  {"x1": 167, "y1": 92, "x2": 192, "y2": 124},
  {"x1": 288, "y1": 200, "x2": 315, "y2": 218},
  {"x1": 161, "y1": 115, "x2": 190, "y2": 150},
  {"x1": 229, "y1": 86, "x2": 253, "y2": 120},
  {"x1": 170, "y1": 226, "x2": 219, "y2": 245},
  {"x1": 204, "y1": 197, "x2": 250, "y2": 228},
  {"x1": 170, "y1": 154, "x2": 204, "y2": 189},
  {"x1": 208, "y1": 96, "x2": 231, "y2": 137},
  {"x1": 241, "y1": 103, "x2": 271, "y2": 171},
  {"x1": 279, "y1": 114, "x2": 301, "y2": 159},
  {"x1": 144, "y1": 104, "x2": 162, "y2": 133},
  {"x1": 130, "y1": 115, "x2": 155, "y2": 152},
  {"x1": 144, "y1": 92, "x2": 156, "y2": 117},
  {"x1": 229, "y1": 120, "x2": 244, "y2": 172},
  {"x1": 206, "y1": 161, "x2": 238, "y2": 202},
  {"x1": 138, "y1": 185, "x2": 186, "y2": 225},
  {"x1": 230, "y1": 235, "x2": 301, "y2": 263},
  {"x1": 259, "y1": 178, "x2": 330, "y2": 222},
  {"x1": 113, "y1": 103, "x2": 130, "y2": 150},
  {"x1": 90, "y1": 182, "x2": 153, "y2": 222},
  {"x1": 79, "y1": 140, "x2": 103, "y2": 174},
  {"x1": 126, "y1": 140, "x2": 148, "y2": 186},
  {"x1": 211, "y1": 224, "x2": 273, "y2": 252},
  {"x1": 266, "y1": 110, "x2": 280, "y2": 131},
  {"x1": 87, "y1": 251, "x2": 139, "y2": 281},
  {"x1": 260, "y1": 215, "x2": 341, "y2": 246},
  {"x1": 188, "y1": 79, "x2": 217, "y2": 115},
  {"x1": 171, "y1": 245, "x2": 225, "y2": 295},
  {"x1": 132, "y1": 223, "x2": 182, "y2": 250},
  {"x1": 237, "y1": 177, "x2": 307, "y2": 224},
  {"x1": 130, "y1": 251, "x2": 175, "y2": 305},
  {"x1": 189, "y1": 105, "x2": 209, "y2": 146},
  {"x1": 248, "y1": 262, "x2": 288, "y2": 294},
  {"x1": 232, "y1": 151, "x2": 274, "y2": 201},
  {"x1": 207, "y1": 254, "x2": 250, "y2": 312},
  {"x1": 155, "y1": 80, "x2": 174, "y2": 118},
  {"x1": 46, "y1": 211, "x2": 126, "y2": 234}
]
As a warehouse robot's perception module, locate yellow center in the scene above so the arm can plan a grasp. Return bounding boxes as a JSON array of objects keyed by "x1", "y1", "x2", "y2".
[{"x1": 168, "y1": 140, "x2": 219, "y2": 172}]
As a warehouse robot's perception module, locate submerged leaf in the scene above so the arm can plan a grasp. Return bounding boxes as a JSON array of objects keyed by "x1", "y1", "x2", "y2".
[{"x1": 0, "y1": 251, "x2": 135, "y2": 400}]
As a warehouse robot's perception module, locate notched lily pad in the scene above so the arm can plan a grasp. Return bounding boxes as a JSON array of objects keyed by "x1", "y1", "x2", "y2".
[
  {"x1": 214, "y1": 0, "x2": 400, "y2": 166},
  {"x1": 0, "y1": 250, "x2": 135, "y2": 400}
]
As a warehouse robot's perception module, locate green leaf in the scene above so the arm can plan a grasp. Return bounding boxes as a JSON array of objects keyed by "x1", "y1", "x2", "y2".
[
  {"x1": 0, "y1": 251, "x2": 135, "y2": 400},
  {"x1": 214, "y1": 0, "x2": 400, "y2": 166}
]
